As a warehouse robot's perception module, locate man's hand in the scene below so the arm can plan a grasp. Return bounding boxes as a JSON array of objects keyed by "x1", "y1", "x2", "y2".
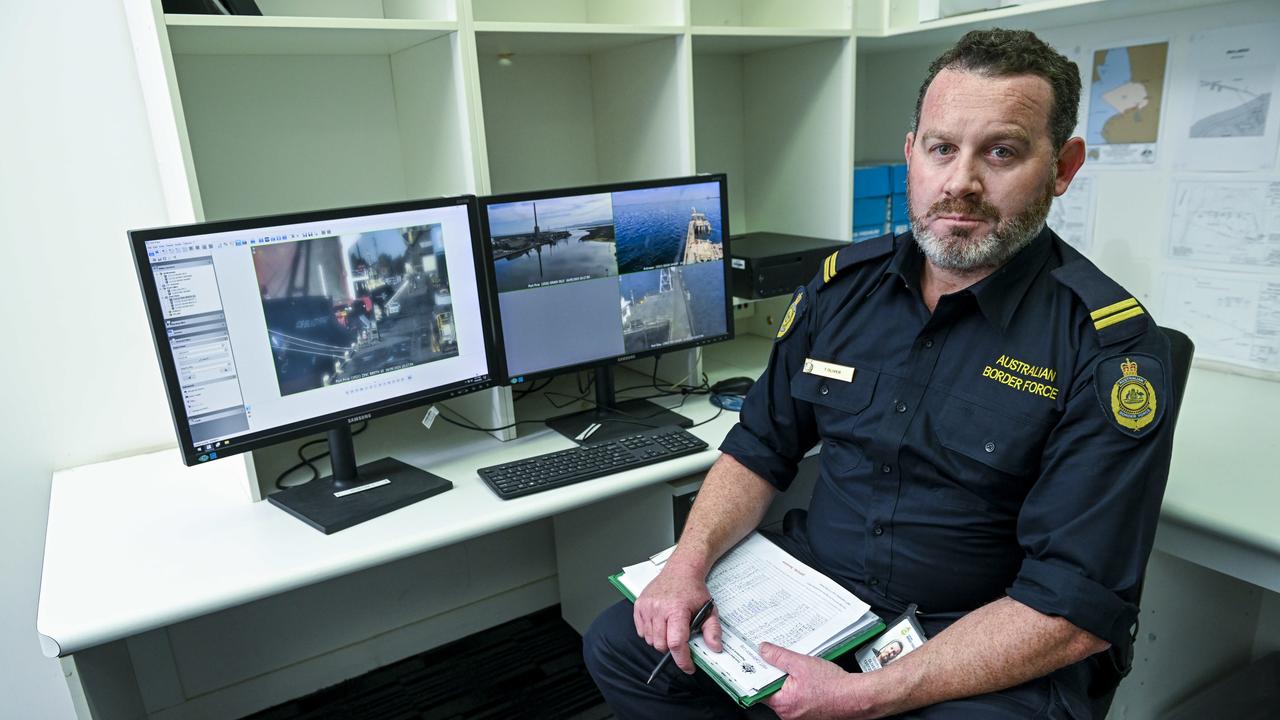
[
  {"x1": 633, "y1": 565, "x2": 724, "y2": 674},
  {"x1": 759, "y1": 643, "x2": 871, "y2": 720}
]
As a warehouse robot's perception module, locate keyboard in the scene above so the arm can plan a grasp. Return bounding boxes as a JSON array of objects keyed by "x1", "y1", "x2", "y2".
[{"x1": 477, "y1": 426, "x2": 709, "y2": 499}]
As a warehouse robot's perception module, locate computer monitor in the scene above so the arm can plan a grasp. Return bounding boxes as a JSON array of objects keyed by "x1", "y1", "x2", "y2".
[
  {"x1": 479, "y1": 174, "x2": 733, "y2": 443},
  {"x1": 130, "y1": 195, "x2": 498, "y2": 533}
]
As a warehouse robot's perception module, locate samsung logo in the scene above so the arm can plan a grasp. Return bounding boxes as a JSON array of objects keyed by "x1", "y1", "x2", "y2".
[
  {"x1": 348, "y1": 413, "x2": 372, "y2": 424},
  {"x1": 617, "y1": 354, "x2": 636, "y2": 362}
]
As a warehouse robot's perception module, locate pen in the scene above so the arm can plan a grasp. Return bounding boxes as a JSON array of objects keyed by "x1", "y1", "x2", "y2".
[{"x1": 646, "y1": 598, "x2": 715, "y2": 685}]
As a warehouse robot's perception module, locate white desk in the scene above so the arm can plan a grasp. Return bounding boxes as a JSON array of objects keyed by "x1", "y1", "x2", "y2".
[{"x1": 37, "y1": 339, "x2": 1280, "y2": 719}]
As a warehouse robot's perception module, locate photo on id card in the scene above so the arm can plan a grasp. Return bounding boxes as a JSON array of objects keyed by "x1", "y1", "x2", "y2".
[{"x1": 856, "y1": 603, "x2": 927, "y2": 672}]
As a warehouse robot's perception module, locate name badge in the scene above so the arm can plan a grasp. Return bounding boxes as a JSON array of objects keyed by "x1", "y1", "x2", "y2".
[{"x1": 803, "y1": 358, "x2": 855, "y2": 383}]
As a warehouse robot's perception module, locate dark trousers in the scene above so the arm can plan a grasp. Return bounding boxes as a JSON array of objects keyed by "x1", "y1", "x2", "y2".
[{"x1": 582, "y1": 518, "x2": 1094, "y2": 719}]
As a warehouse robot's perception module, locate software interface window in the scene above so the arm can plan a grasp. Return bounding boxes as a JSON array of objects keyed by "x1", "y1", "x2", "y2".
[
  {"x1": 143, "y1": 204, "x2": 491, "y2": 458},
  {"x1": 487, "y1": 181, "x2": 728, "y2": 377}
]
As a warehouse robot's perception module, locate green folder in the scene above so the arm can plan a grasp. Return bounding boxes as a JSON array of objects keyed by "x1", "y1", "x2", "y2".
[{"x1": 608, "y1": 573, "x2": 885, "y2": 708}]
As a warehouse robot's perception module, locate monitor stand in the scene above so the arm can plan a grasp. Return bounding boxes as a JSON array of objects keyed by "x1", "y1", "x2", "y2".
[
  {"x1": 544, "y1": 366, "x2": 693, "y2": 445},
  {"x1": 268, "y1": 424, "x2": 452, "y2": 534}
]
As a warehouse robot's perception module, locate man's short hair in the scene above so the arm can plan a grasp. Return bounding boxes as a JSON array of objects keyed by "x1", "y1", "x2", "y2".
[{"x1": 911, "y1": 28, "x2": 1081, "y2": 150}]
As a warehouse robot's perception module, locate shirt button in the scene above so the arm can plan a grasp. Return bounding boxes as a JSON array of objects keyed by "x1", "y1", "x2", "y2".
[
  {"x1": 894, "y1": 401, "x2": 907, "y2": 413},
  {"x1": 819, "y1": 384, "x2": 829, "y2": 395},
  {"x1": 881, "y1": 464, "x2": 891, "y2": 474},
  {"x1": 872, "y1": 524, "x2": 884, "y2": 536},
  {"x1": 869, "y1": 577, "x2": 879, "y2": 587},
  {"x1": 923, "y1": 338, "x2": 934, "y2": 349},
  {"x1": 985, "y1": 441, "x2": 996, "y2": 453}
]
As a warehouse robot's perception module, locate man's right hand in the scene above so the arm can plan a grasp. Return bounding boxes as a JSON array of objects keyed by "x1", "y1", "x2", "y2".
[{"x1": 633, "y1": 564, "x2": 724, "y2": 674}]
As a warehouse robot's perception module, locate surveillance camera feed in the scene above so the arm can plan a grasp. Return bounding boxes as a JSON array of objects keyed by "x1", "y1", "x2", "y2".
[
  {"x1": 487, "y1": 179, "x2": 728, "y2": 377},
  {"x1": 252, "y1": 224, "x2": 458, "y2": 396},
  {"x1": 138, "y1": 199, "x2": 491, "y2": 460}
]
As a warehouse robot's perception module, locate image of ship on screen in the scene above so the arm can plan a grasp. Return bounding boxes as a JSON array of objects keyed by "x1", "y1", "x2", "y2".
[
  {"x1": 488, "y1": 193, "x2": 617, "y2": 293},
  {"x1": 620, "y1": 260, "x2": 727, "y2": 354},
  {"x1": 614, "y1": 181, "x2": 723, "y2": 275},
  {"x1": 252, "y1": 224, "x2": 458, "y2": 397}
]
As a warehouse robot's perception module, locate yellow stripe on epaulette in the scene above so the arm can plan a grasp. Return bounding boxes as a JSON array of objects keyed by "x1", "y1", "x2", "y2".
[
  {"x1": 822, "y1": 251, "x2": 840, "y2": 284},
  {"x1": 1091, "y1": 297, "x2": 1144, "y2": 330}
]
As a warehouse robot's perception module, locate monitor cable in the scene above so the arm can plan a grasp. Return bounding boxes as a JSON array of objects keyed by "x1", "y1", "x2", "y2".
[{"x1": 274, "y1": 420, "x2": 369, "y2": 490}]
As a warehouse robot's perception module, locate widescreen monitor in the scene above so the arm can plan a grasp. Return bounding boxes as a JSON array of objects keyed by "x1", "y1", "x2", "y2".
[
  {"x1": 480, "y1": 174, "x2": 733, "y2": 442},
  {"x1": 130, "y1": 196, "x2": 498, "y2": 533}
]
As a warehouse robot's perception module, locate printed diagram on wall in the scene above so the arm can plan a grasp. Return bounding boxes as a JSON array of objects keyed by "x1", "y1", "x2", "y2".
[
  {"x1": 1191, "y1": 66, "x2": 1271, "y2": 138},
  {"x1": 1158, "y1": 268, "x2": 1280, "y2": 375},
  {"x1": 1166, "y1": 178, "x2": 1280, "y2": 269},
  {"x1": 1086, "y1": 41, "x2": 1169, "y2": 165},
  {"x1": 1048, "y1": 174, "x2": 1096, "y2": 253},
  {"x1": 1174, "y1": 24, "x2": 1280, "y2": 171}
]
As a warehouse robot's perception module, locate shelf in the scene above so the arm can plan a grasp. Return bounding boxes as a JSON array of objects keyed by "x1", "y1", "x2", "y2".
[
  {"x1": 474, "y1": 25, "x2": 683, "y2": 55},
  {"x1": 690, "y1": 0, "x2": 851, "y2": 31},
  {"x1": 691, "y1": 27, "x2": 850, "y2": 55},
  {"x1": 165, "y1": 14, "x2": 456, "y2": 55},
  {"x1": 253, "y1": 0, "x2": 456, "y2": 21},
  {"x1": 857, "y1": 0, "x2": 1236, "y2": 53},
  {"x1": 472, "y1": 0, "x2": 683, "y2": 26}
]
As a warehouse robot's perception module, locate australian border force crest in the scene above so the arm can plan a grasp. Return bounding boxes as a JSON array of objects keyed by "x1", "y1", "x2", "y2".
[{"x1": 1095, "y1": 354, "x2": 1166, "y2": 437}]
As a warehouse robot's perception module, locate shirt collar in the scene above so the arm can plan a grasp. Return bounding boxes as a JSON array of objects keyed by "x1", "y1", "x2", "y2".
[{"x1": 884, "y1": 226, "x2": 1055, "y2": 331}]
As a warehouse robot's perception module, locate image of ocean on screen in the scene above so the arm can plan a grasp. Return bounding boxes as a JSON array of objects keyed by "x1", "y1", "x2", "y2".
[
  {"x1": 680, "y1": 260, "x2": 728, "y2": 338},
  {"x1": 487, "y1": 193, "x2": 617, "y2": 293},
  {"x1": 614, "y1": 182, "x2": 722, "y2": 275},
  {"x1": 618, "y1": 260, "x2": 727, "y2": 353}
]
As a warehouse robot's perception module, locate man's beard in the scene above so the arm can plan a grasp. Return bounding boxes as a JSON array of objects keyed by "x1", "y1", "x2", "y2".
[{"x1": 908, "y1": 176, "x2": 1054, "y2": 273}]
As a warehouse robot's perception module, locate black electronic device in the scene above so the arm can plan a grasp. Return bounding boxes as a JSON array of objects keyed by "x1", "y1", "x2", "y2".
[
  {"x1": 129, "y1": 195, "x2": 499, "y2": 533},
  {"x1": 162, "y1": 0, "x2": 262, "y2": 14},
  {"x1": 710, "y1": 376, "x2": 755, "y2": 396},
  {"x1": 728, "y1": 232, "x2": 851, "y2": 299},
  {"x1": 476, "y1": 426, "x2": 709, "y2": 499},
  {"x1": 479, "y1": 174, "x2": 733, "y2": 444}
]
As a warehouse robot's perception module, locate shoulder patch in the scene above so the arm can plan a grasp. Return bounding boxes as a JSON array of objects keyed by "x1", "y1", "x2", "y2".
[
  {"x1": 1052, "y1": 259, "x2": 1149, "y2": 346},
  {"x1": 776, "y1": 286, "x2": 806, "y2": 341},
  {"x1": 818, "y1": 233, "x2": 895, "y2": 291},
  {"x1": 1095, "y1": 353, "x2": 1166, "y2": 438}
]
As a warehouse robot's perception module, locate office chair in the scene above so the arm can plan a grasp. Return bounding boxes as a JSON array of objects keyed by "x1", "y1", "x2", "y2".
[{"x1": 1088, "y1": 326, "x2": 1195, "y2": 719}]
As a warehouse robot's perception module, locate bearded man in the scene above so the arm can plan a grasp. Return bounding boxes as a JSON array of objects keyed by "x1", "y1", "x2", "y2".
[{"x1": 585, "y1": 28, "x2": 1174, "y2": 720}]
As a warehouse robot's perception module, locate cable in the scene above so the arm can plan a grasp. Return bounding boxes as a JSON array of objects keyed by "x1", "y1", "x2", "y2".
[
  {"x1": 513, "y1": 377, "x2": 553, "y2": 401},
  {"x1": 274, "y1": 421, "x2": 369, "y2": 490},
  {"x1": 688, "y1": 404, "x2": 725, "y2": 428}
]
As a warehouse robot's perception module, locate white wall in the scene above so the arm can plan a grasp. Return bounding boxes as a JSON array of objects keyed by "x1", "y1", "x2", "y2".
[{"x1": 0, "y1": 1, "x2": 175, "y2": 717}]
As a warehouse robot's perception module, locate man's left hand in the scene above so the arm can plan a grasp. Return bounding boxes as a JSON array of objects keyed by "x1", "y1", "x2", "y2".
[{"x1": 758, "y1": 643, "x2": 871, "y2": 720}]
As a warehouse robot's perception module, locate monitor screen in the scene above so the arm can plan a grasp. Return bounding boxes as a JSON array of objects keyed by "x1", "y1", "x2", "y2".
[
  {"x1": 131, "y1": 196, "x2": 497, "y2": 467},
  {"x1": 481, "y1": 174, "x2": 732, "y2": 381}
]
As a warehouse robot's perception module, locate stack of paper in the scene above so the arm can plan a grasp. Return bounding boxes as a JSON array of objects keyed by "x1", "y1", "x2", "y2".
[{"x1": 610, "y1": 532, "x2": 884, "y2": 707}]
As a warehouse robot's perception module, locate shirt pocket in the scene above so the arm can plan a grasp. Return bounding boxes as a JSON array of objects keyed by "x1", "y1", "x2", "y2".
[
  {"x1": 791, "y1": 367, "x2": 879, "y2": 472},
  {"x1": 789, "y1": 364, "x2": 879, "y2": 418},
  {"x1": 930, "y1": 400, "x2": 1049, "y2": 514}
]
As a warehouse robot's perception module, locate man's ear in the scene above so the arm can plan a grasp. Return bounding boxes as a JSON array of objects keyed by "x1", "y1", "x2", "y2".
[
  {"x1": 903, "y1": 132, "x2": 915, "y2": 168},
  {"x1": 1054, "y1": 137, "x2": 1086, "y2": 196}
]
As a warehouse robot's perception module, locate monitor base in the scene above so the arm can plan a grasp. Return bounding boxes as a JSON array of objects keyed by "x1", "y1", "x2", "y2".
[
  {"x1": 268, "y1": 457, "x2": 452, "y2": 534},
  {"x1": 545, "y1": 399, "x2": 693, "y2": 445}
]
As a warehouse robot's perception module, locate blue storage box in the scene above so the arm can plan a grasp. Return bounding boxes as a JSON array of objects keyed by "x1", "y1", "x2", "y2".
[
  {"x1": 891, "y1": 193, "x2": 908, "y2": 223},
  {"x1": 853, "y1": 224, "x2": 886, "y2": 242},
  {"x1": 853, "y1": 196, "x2": 889, "y2": 227},
  {"x1": 853, "y1": 165, "x2": 892, "y2": 198},
  {"x1": 891, "y1": 164, "x2": 908, "y2": 194}
]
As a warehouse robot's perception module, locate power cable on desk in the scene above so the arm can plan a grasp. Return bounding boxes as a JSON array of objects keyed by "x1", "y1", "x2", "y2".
[{"x1": 274, "y1": 420, "x2": 369, "y2": 490}]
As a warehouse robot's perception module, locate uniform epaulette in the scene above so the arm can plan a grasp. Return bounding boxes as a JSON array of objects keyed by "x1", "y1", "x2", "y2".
[
  {"x1": 817, "y1": 233, "x2": 895, "y2": 291},
  {"x1": 1051, "y1": 257, "x2": 1149, "y2": 346}
]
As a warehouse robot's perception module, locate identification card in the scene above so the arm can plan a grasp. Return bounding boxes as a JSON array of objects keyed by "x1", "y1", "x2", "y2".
[
  {"x1": 803, "y1": 358, "x2": 856, "y2": 383},
  {"x1": 855, "y1": 603, "x2": 927, "y2": 672}
]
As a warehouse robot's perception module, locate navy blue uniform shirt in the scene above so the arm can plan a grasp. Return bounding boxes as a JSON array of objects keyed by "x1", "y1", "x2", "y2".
[{"x1": 720, "y1": 228, "x2": 1175, "y2": 649}]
